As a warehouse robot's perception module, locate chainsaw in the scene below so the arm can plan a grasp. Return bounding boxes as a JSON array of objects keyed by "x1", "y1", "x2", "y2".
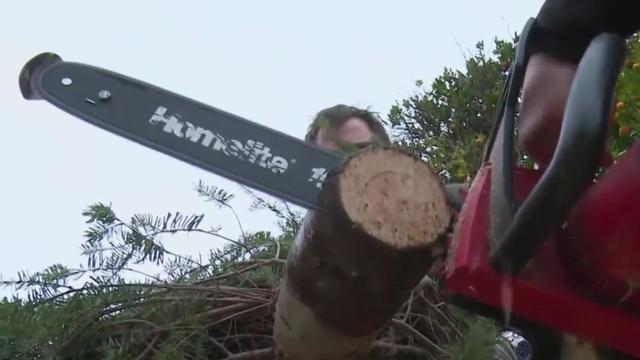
[
  {"x1": 18, "y1": 17, "x2": 639, "y2": 358},
  {"x1": 444, "y1": 19, "x2": 640, "y2": 359}
]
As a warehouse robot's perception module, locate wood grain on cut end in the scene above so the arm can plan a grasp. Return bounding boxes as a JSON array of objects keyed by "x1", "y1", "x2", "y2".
[{"x1": 340, "y1": 147, "x2": 450, "y2": 249}]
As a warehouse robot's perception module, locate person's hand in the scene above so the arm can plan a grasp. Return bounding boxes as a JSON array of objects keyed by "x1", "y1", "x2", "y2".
[{"x1": 518, "y1": 53, "x2": 614, "y2": 169}]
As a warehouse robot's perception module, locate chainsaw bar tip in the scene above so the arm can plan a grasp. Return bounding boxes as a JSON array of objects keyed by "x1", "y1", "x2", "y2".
[{"x1": 19, "y1": 52, "x2": 63, "y2": 100}]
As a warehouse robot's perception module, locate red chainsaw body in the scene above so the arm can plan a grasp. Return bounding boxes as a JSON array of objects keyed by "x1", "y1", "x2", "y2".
[{"x1": 444, "y1": 162, "x2": 640, "y2": 357}]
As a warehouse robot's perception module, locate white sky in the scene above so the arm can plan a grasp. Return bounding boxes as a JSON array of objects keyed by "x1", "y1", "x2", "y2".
[{"x1": 1, "y1": 1, "x2": 543, "y2": 295}]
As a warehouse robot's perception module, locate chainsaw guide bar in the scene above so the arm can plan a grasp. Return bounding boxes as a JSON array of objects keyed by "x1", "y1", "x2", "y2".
[{"x1": 19, "y1": 52, "x2": 345, "y2": 210}]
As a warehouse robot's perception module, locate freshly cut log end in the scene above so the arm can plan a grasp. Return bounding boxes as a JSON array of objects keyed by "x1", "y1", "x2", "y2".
[
  {"x1": 340, "y1": 147, "x2": 450, "y2": 249},
  {"x1": 274, "y1": 146, "x2": 451, "y2": 359}
]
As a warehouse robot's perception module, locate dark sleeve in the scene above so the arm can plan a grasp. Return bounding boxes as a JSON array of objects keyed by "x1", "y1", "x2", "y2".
[{"x1": 530, "y1": 0, "x2": 640, "y2": 63}]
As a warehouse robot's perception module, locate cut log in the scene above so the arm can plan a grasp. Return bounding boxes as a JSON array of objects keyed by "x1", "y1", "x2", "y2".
[{"x1": 273, "y1": 146, "x2": 451, "y2": 359}]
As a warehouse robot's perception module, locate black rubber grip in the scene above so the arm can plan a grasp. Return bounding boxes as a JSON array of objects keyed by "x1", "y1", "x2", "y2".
[{"x1": 490, "y1": 33, "x2": 627, "y2": 274}]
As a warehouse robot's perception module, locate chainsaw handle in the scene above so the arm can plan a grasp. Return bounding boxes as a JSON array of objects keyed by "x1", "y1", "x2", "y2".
[{"x1": 490, "y1": 32, "x2": 627, "y2": 274}]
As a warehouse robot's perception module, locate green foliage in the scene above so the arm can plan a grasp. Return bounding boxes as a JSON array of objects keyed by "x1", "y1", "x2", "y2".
[
  {"x1": 389, "y1": 33, "x2": 640, "y2": 185},
  {"x1": 609, "y1": 34, "x2": 640, "y2": 157},
  {"x1": 445, "y1": 317, "x2": 500, "y2": 360},
  {"x1": 388, "y1": 38, "x2": 515, "y2": 183},
  {"x1": 0, "y1": 181, "x2": 297, "y2": 359}
]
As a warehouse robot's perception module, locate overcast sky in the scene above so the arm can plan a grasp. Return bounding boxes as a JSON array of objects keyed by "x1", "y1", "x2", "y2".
[{"x1": 1, "y1": 0, "x2": 543, "y2": 295}]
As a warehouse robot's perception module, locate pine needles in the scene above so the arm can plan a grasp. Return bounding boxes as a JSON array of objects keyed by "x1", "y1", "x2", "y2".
[{"x1": 0, "y1": 181, "x2": 498, "y2": 359}]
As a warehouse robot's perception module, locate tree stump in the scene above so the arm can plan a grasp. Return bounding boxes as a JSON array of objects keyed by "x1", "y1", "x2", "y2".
[{"x1": 273, "y1": 146, "x2": 451, "y2": 359}]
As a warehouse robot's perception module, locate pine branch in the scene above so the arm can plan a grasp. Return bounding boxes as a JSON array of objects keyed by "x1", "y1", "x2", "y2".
[
  {"x1": 134, "y1": 334, "x2": 160, "y2": 360},
  {"x1": 373, "y1": 341, "x2": 431, "y2": 357},
  {"x1": 391, "y1": 318, "x2": 451, "y2": 357},
  {"x1": 195, "y1": 180, "x2": 248, "y2": 243},
  {"x1": 224, "y1": 347, "x2": 274, "y2": 360},
  {"x1": 148, "y1": 227, "x2": 252, "y2": 254}
]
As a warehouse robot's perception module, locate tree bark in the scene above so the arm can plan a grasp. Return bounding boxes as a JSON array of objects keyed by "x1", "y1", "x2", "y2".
[{"x1": 273, "y1": 146, "x2": 451, "y2": 359}]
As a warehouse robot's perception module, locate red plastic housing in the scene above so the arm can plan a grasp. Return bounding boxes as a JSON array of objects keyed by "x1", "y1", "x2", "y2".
[
  {"x1": 567, "y1": 141, "x2": 640, "y2": 298},
  {"x1": 444, "y1": 164, "x2": 640, "y2": 357}
]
